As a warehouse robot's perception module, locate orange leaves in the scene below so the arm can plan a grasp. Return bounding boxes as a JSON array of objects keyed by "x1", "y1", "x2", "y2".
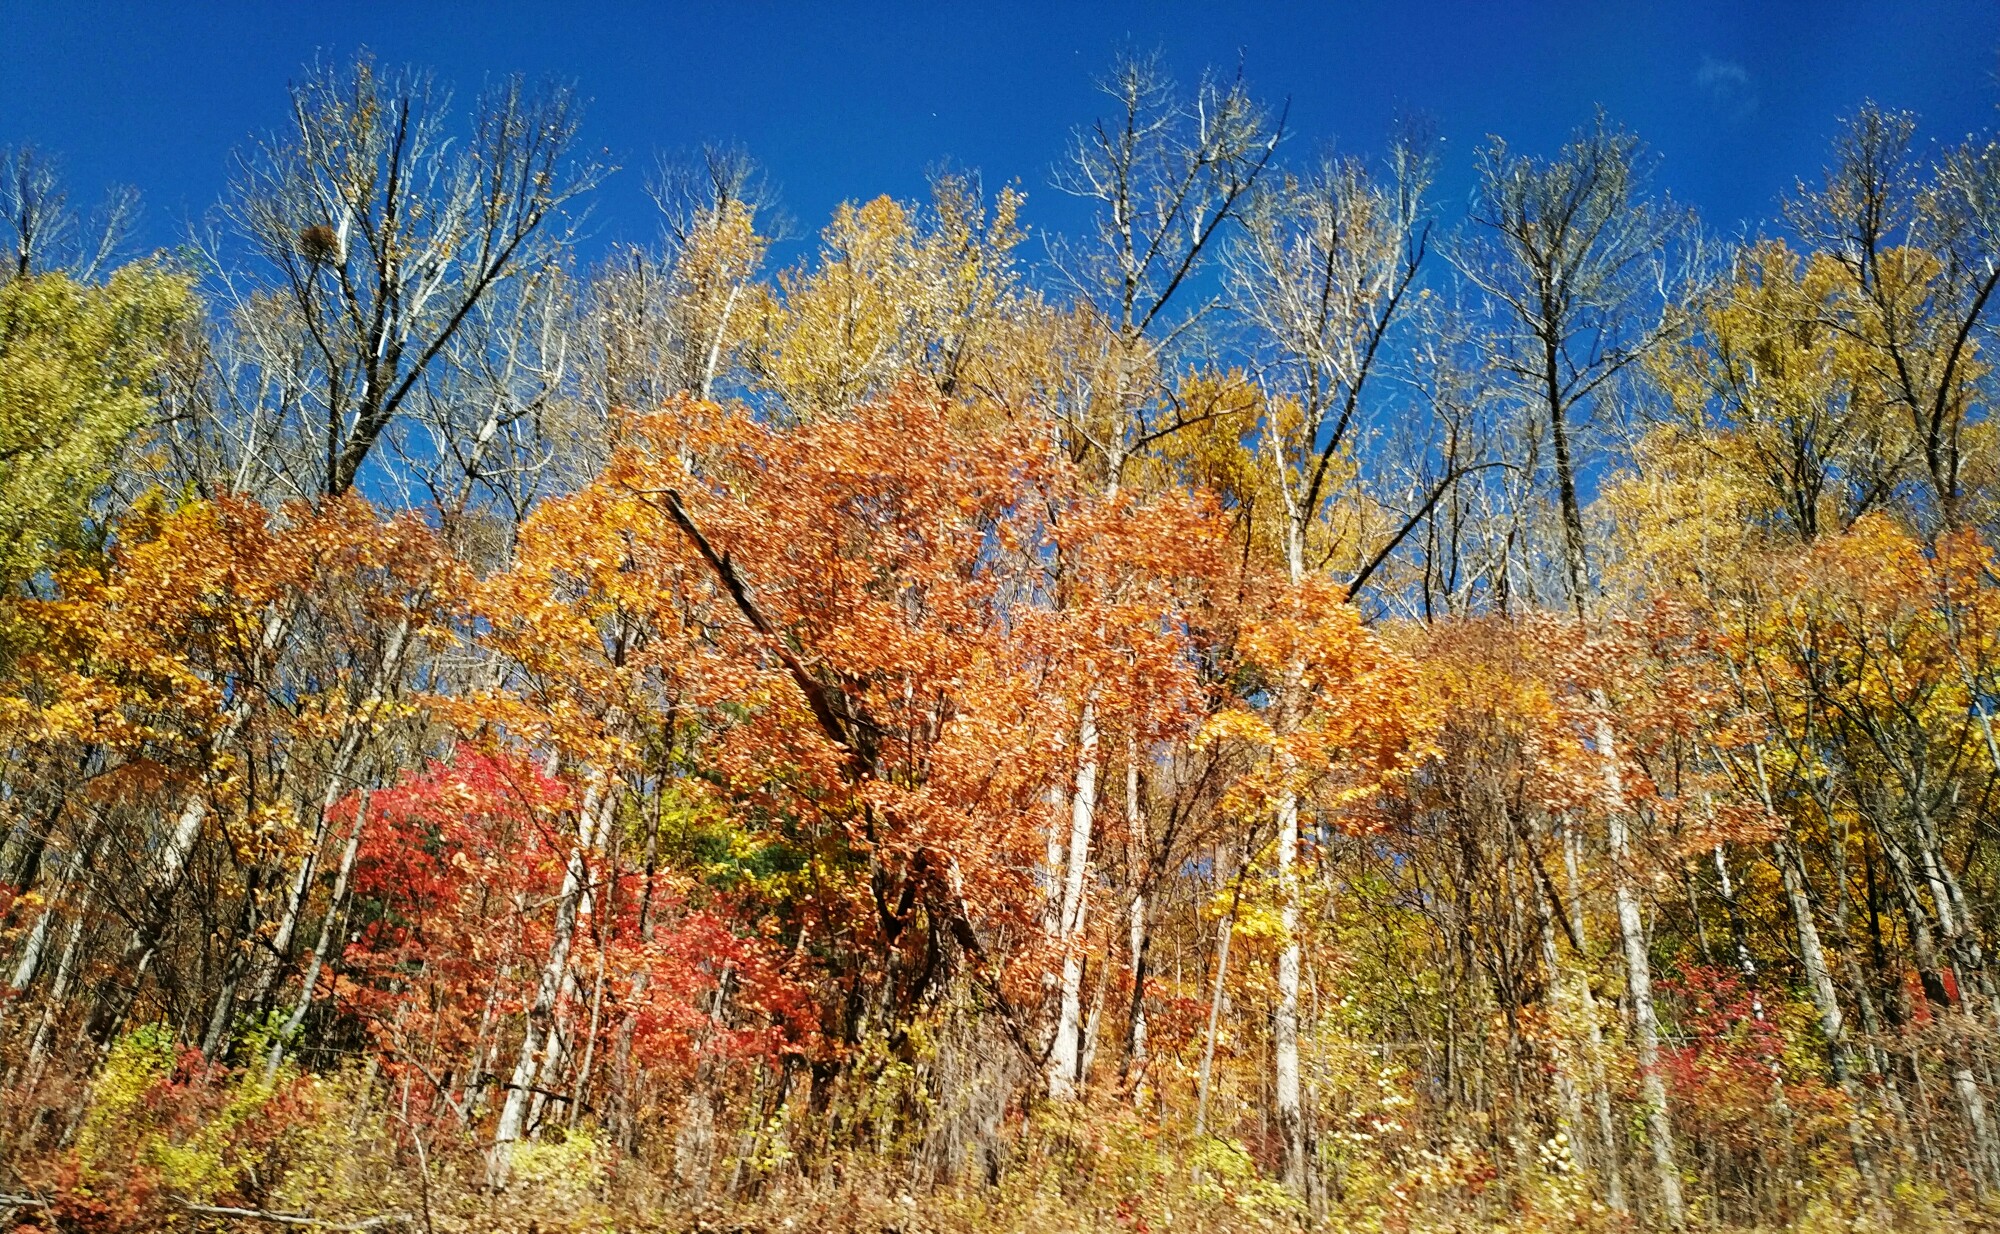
[
  {"x1": 1204, "y1": 578, "x2": 1424, "y2": 828},
  {"x1": 10, "y1": 493, "x2": 454, "y2": 755},
  {"x1": 461, "y1": 382, "x2": 1263, "y2": 1052},
  {"x1": 1712, "y1": 513, "x2": 2000, "y2": 811},
  {"x1": 0, "y1": 489, "x2": 461, "y2": 912},
  {"x1": 1402, "y1": 617, "x2": 1600, "y2": 820},
  {"x1": 475, "y1": 390, "x2": 1063, "y2": 1010}
]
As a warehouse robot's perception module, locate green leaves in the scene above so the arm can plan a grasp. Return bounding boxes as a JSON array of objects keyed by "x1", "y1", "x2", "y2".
[{"x1": 0, "y1": 265, "x2": 193, "y2": 588}]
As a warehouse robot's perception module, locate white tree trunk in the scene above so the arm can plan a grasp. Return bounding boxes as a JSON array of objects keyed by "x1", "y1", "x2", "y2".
[
  {"x1": 1047, "y1": 701, "x2": 1099, "y2": 1099},
  {"x1": 1195, "y1": 843, "x2": 1236, "y2": 1138},
  {"x1": 251, "y1": 619, "x2": 410, "y2": 1013},
  {"x1": 264, "y1": 792, "x2": 369, "y2": 1082},
  {"x1": 1272, "y1": 515, "x2": 1310, "y2": 1194},
  {"x1": 1534, "y1": 859, "x2": 1587, "y2": 1169},
  {"x1": 1599, "y1": 711, "x2": 1685, "y2": 1229},
  {"x1": 1275, "y1": 779, "x2": 1307, "y2": 1192},
  {"x1": 1562, "y1": 817, "x2": 1625, "y2": 1211},
  {"x1": 491, "y1": 772, "x2": 611, "y2": 1178}
]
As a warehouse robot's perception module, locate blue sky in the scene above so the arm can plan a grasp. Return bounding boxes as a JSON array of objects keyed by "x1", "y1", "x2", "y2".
[{"x1": 4, "y1": 2, "x2": 1998, "y2": 262}]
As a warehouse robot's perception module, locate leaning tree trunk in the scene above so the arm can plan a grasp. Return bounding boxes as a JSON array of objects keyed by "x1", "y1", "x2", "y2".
[
  {"x1": 247, "y1": 618, "x2": 411, "y2": 1020},
  {"x1": 491, "y1": 770, "x2": 614, "y2": 1179},
  {"x1": 1876, "y1": 821, "x2": 2000, "y2": 1188},
  {"x1": 263, "y1": 791, "x2": 369, "y2": 1082},
  {"x1": 90, "y1": 603, "x2": 295, "y2": 1045}
]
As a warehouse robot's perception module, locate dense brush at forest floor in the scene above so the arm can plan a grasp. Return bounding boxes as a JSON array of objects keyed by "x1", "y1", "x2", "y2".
[{"x1": 0, "y1": 1048, "x2": 1994, "y2": 1234}]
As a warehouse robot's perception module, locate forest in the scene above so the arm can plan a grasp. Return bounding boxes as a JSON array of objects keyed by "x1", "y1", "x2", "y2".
[{"x1": 3, "y1": 48, "x2": 2000, "y2": 1233}]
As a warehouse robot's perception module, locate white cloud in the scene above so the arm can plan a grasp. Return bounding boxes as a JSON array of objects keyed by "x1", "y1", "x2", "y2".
[{"x1": 1696, "y1": 54, "x2": 1758, "y2": 120}]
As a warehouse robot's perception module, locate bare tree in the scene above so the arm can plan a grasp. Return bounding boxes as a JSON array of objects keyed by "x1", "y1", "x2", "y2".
[
  {"x1": 0, "y1": 144, "x2": 139, "y2": 283},
  {"x1": 1228, "y1": 125, "x2": 1439, "y2": 589},
  {"x1": 1050, "y1": 51, "x2": 1283, "y2": 491},
  {"x1": 1458, "y1": 112, "x2": 1687, "y2": 614},
  {"x1": 1224, "y1": 125, "x2": 1436, "y2": 1198},
  {"x1": 1787, "y1": 104, "x2": 2000, "y2": 531},
  {"x1": 1459, "y1": 114, "x2": 1693, "y2": 1230},
  {"x1": 208, "y1": 51, "x2": 603, "y2": 502},
  {"x1": 1037, "y1": 52, "x2": 1282, "y2": 1114}
]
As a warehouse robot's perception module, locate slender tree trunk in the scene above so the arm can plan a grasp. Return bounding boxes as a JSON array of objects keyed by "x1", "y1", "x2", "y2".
[
  {"x1": 1272, "y1": 517, "x2": 1310, "y2": 1195},
  {"x1": 1533, "y1": 841, "x2": 1587, "y2": 1171},
  {"x1": 1560, "y1": 817, "x2": 1626, "y2": 1211},
  {"x1": 201, "y1": 871, "x2": 264, "y2": 1056},
  {"x1": 614, "y1": 795, "x2": 664, "y2": 1153},
  {"x1": 1123, "y1": 734, "x2": 1149, "y2": 1090},
  {"x1": 92, "y1": 606, "x2": 294, "y2": 1044},
  {"x1": 492, "y1": 772, "x2": 611, "y2": 1178},
  {"x1": 2, "y1": 800, "x2": 75, "y2": 999},
  {"x1": 1048, "y1": 701, "x2": 1099, "y2": 1099},
  {"x1": 264, "y1": 791, "x2": 368, "y2": 1082},
  {"x1": 1598, "y1": 710, "x2": 1685, "y2": 1228},
  {"x1": 1078, "y1": 957, "x2": 1109, "y2": 1087},
  {"x1": 25, "y1": 849, "x2": 101, "y2": 1078},
  {"x1": 25, "y1": 903, "x2": 89, "y2": 1077},
  {"x1": 530, "y1": 782, "x2": 618, "y2": 1131},
  {"x1": 6, "y1": 826, "x2": 87, "y2": 995},
  {"x1": 1195, "y1": 843, "x2": 1243, "y2": 1139},
  {"x1": 1275, "y1": 781, "x2": 1308, "y2": 1192},
  {"x1": 249, "y1": 620, "x2": 409, "y2": 1018},
  {"x1": 1878, "y1": 823, "x2": 2000, "y2": 1186}
]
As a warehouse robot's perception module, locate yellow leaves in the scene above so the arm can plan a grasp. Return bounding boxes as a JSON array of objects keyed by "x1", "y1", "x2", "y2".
[
  {"x1": 1600, "y1": 423, "x2": 1768, "y2": 594},
  {"x1": 753, "y1": 176, "x2": 1030, "y2": 421},
  {"x1": 1764, "y1": 515, "x2": 1998, "y2": 729},
  {"x1": 1197, "y1": 709, "x2": 1276, "y2": 752},
  {"x1": 1147, "y1": 369, "x2": 1265, "y2": 505},
  {"x1": 760, "y1": 196, "x2": 913, "y2": 416},
  {"x1": 3, "y1": 488, "x2": 459, "y2": 839},
  {"x1": 1640, "y1": 233, "x2": 1997, "y2": 544}
]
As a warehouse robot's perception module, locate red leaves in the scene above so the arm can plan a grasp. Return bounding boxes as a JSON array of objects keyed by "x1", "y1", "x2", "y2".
[
  {"x1": 1655, "y1": 965, "x2": 1848, "y2": 1158},
  {"x1": 337, "y1": 749, "x2": 805, "y2": 1103}
]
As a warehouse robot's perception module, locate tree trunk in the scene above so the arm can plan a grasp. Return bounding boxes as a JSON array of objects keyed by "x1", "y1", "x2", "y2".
[
  {"x1": 264, "y1": 791, "x2": 369, "y2": 1082},
  {"x1": 1122, "y1": 733, "x2": 1150, "y2": 1094},
  {"x1": 491, "y1": 772, "x2": 612, "y2": 1179},
  {"x1": 1599, "y1": 710, "x2": 1685, "y2": 1229},
  {"x1": 1195, "y1": 842, "x2": 1243, "y2": 1139},
  {"x1": 1047, "y1": 700, "x2": 1099, "y2": 1099},
  {"x1": 92, "y1": 605, "x2": 294, "y2": 1044},
  {"x1": 248, "y1": 619, "x2": 410, "y2": 1018},
  {"x1": 1275, "y1": 778, "x2": 1308, "y2": 1193},
  {"x1": 1533, "y1": 842, "x2": 1587, "y2": 1171},
  {"x1": 1559, "y1": 817, "x2": 1626, "y2": 1210},
  {"x1": 1877, "y1": 824, "x2": 2000, "y2": 1186}
]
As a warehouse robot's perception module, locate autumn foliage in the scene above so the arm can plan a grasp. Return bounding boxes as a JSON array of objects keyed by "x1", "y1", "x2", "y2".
[{"x1": 10, "y1": 50, "x2": 2000, "y2": 1234}]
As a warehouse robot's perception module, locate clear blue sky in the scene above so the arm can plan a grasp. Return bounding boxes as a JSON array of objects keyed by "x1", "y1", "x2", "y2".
[{"x1": 4, "y1": 1, "x2": 1998, "y2": 261}]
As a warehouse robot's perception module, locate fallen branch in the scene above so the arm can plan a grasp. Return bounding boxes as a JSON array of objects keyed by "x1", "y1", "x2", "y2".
[{"x1": 175, "y1": 1199, "x2": 412, "y2": 1230}]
